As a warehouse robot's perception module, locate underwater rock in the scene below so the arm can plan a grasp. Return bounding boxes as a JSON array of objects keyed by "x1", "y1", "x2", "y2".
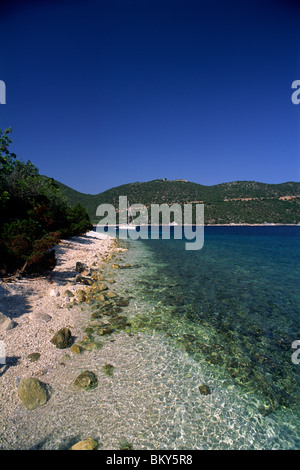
[
  {"x1": 258, "y1": 405, "x2": 273, "y2": 417},
  {"x1": 83, "y1": 342, "x2": 102, "y2": 351},
  {"x1": 90, "y1": 311, "x2": 103, "y2": 319},
  {"x1": 70, "y1": 438, "x2": 98, "y2": 450},
  {"x1": 51, "y1": 327, "x2": 73, "y2": 349},
  {"x1": 206, "y1": 353, "x2": 224, "y2": 365},
  {"x1": 73, "y1": 370, "x2": 98, "y2": 390},
  {"x1": 27, "y1": 352, "x2": 41, "y2": 362},
  {"x1": 76, "y1": 289, "x2": 87, "y2": 302},
  {"x1": 183, "y1": 334, "x2": 196, "y2": 343},
  {"x1": 165, "y1": 295, "x2": 185, "y2": 306},
  {"x1": 98, "y1": 283, "x2": 108, "y2": 291},
  {"x1": 116, "y1": 298, "x2": 129, "y2": 307},
  {"x1": 119, "y1": 438, "x2": 133, "y2": 450},
  {"x1": 198, "y1": 384, "x2": 211, "y2": 395},
  {"x1": 75, "y1": 275, "x2": 92, "y2": 286},
  {"x1": 105, "y1": 291, "x2": 117, "y2": 299},
  {"x1": 98, "y1": 327, "x2": 113, "y2": 336},
  {"x1": 102, "y1": 364, "x2": 114, "y2": 377},
  {"x1": 70, "y1": 344, "x2": 83, "y2": 355}
]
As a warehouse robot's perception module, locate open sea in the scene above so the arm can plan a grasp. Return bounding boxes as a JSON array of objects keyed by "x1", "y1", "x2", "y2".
[{"x1": 105, "y1": 225, "x2": 300, "y2": 449}]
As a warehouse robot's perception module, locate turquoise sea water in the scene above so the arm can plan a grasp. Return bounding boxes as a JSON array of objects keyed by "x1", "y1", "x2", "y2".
[{"x1": 110, "y1": 225, "x2": 300, "y2": 449}]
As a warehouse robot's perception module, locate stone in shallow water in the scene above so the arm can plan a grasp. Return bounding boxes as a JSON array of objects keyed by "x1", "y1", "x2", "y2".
[
  {"x1": 116, "y1": 298, "x2": 129, "y2": 307},
  {"x1": 106, "y1": 290, "x2": 117, "y2": 299},
  {"x1": 51, "y1": 327, "x2": 73, "y2": 349},
  {"x1": 73, "y1": 370, "x2": 98, "y2": 390},
  {"x1": 102, "y1": 364, "x2": 114, "y2": 377},
  {"x1": 70, "y1": 344, "x2": 83, "y2": 355},
  {"x1": 70, "y1": 437, "x2": 98, "y2": 450},
  {"x1": 27, "y1": 352, "x2": 41, "y2": 362},
  {"x1": 119, "y1": 438, "x2": 133, "y2": 450},
  {"x1": 98, "y1": 327, "x2": 113, "y2": 336},
  {"x1": 198, "y1": 384, "x2": 211, "y2": 395}
]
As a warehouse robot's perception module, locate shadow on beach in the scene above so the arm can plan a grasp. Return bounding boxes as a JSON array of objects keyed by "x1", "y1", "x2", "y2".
[
  {"x1": 0, "y1": 282, "x2": 33, "y2": 320},
  {"x1": 0, "y1": 356, "x2": 21, "y2": 377}
]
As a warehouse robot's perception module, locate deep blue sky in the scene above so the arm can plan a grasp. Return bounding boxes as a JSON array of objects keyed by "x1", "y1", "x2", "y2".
[{"x1": 1, "y1": 0, "x2": 300, "y2": 194}]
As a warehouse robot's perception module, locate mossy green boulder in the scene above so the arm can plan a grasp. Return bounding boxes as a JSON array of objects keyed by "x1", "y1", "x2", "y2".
[
  {"x1": 70, "y1": 437, "x2": 98, "y2": 450},
  {"x1": 73, "y1": 370, "x2": 98, "y2": 390},
  {"x1": 17, "y1": 377, "x2": 49, "y2": 410},
  {"x1": 51, "y1": 327, "x2": 73, "y2": 349}
]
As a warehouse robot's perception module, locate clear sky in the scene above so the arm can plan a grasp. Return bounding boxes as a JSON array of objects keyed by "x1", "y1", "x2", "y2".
[{"x1": 1, "y1": 0, "x2": 300, "y2": 194}]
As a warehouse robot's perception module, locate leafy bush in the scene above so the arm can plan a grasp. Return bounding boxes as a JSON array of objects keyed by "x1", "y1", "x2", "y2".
[{"x1": 0, "y1": 128, "x2": 92, "y2": 276}]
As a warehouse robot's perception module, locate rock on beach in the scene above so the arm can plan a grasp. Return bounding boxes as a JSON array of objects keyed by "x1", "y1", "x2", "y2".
[
  {"x1": 17, "y1": 377, "x2": 50, "y2": 410},
  {"x1": 0, "y1": 312, "x2": 15, "y2": 331},
  {"x1": 50, "y1": 327, "x2": 73, "y2": 349}
]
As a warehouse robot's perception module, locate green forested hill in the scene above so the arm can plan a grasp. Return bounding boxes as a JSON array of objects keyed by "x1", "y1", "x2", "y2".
[{"x1": 56, "y1": 179, "x2": 300, "y2": 225}]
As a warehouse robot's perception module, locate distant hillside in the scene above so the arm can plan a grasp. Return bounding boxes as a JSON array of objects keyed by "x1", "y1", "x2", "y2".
[{"x1": 56, "y1": 179, "x2": 300, "y2": 225}]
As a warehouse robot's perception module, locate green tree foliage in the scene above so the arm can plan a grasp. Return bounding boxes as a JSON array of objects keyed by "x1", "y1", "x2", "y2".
[
  {"x1": 57, "y1": 178, "x2": 300, "y2": 225},
  {"x1": 0, "y1": 129, "x2": 92, "y2": 275}
]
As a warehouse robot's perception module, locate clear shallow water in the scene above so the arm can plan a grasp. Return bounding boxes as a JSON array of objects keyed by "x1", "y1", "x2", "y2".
[
  {"x1": 110, "y1": 226, "x2": 300, "y2": 448},
  {"x1": 2, "y1": 226, "x2": 299, "y2": 450}
]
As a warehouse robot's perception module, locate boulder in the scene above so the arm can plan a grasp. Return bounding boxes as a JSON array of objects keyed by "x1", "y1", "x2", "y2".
[
  {"x1": 49, "y1": 288, "x2": 60, "y2": 297},
  {"x1": 27, "y1": 353, "x2": 41, "y2": 362},
  {"x1": 73, "y1": 370, "x2": 98, "y2": 390},
  {"x1": 64, "y1": 289, "x2": 74, "y2": 298},
  {"x1": 76, "y1": 289, "x2": 87, "y2": 302},
  {"x1": 75, "y1": 262, "x2": 86, "y2": 273},
  {"x1": 70, "y1": 344, "x2": 83, "y2": 355},
  {"x1": 0, "y1": 312, "x2": 15, "y2": 331},
  {"x1": 105, "y1": 291, "x2": 117, "y2": 299},
  {"x1": 116, "y1": 298, "x2": 129, "y2": 307},
  {"x1": 50, "y1": 328, "x2": 73, "y2": 349},
  {"x1": 75, "y1": 275, "x2": 92, "y2": 286},
  {"x1": 70, "y1": 438, "x2": 98, "y2": 450},
  {"x1": 29, "y1": 312, "x2": 52, "y2": 324},
  {"x1": 17, "y1": 377, "x2": 49, "y2": 410},
  {"x1": 98, "y1": 327, "x2": 113, "y2": 336},
  {"x1": 102, "y1": 364, "x2": 114, "y2": 377},
  {"x1": 198, "y1": 384, "x2": 211, "y2": 395},
  {"x1": 98, "y1": 283, "x2": 108, "y2": 292}
]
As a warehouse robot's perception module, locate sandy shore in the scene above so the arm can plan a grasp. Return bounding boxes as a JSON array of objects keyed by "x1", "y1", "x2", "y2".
[
  {"x1": 1, "y1": 229, "x2": 295, "y2": 450},
  {"x1": 0, "y1": 229, "x2": 214, "y2": 450},
  {"x1": 0, "y1": 231, "x2": 122, "y2": 447}
]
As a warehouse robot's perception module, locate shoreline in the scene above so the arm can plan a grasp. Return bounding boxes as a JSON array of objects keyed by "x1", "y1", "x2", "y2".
[
  {"x1": 0, "y1": 230, "x2": 124, "y2": 448},
  {"x1": 94, "y1": 223, "x2": 300, "y2": 227},
  {"x1": 0, "y1": 229, "x2": 299, "y2": 450}
]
